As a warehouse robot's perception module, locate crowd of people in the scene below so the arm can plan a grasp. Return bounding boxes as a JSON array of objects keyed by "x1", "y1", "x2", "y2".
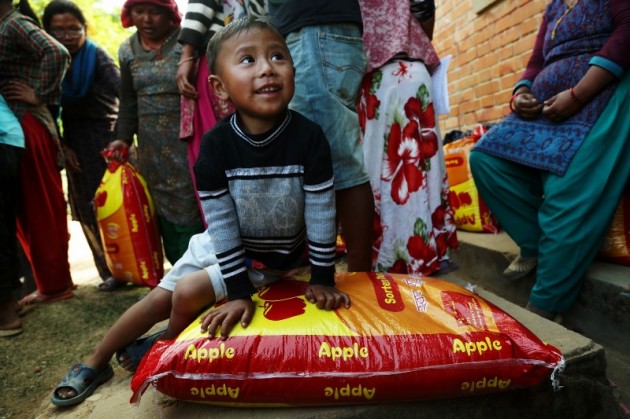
[{"x1": 0, "y1": 0, "x2": 628, "y2": 408}]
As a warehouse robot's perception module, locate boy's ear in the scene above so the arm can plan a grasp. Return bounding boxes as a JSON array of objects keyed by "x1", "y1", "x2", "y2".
[{"x1": 208, "y1": 75, "x2": 229, "y2": 101}]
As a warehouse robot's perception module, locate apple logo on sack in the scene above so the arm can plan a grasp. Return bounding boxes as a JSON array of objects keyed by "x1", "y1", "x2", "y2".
[
  {"x1": 95, "y1": 191, "x2": 108, "y2": 207},
  {"x1": 259, "y1": 279, "x2": 308, "y2": 321}
]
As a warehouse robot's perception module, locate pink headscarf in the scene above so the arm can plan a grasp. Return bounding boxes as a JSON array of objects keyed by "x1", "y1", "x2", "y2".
[{"x1": 120, "y1": 0, "x2": 182, "y2": 29}]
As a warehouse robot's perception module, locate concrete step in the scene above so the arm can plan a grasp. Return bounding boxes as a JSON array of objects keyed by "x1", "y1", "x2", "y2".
[
  {"x1": 447, "y1": 230, "x2": 630, "y2": 417},
  {"x1": 450, "y1": 231, "x2": 630, "y2": 339}
]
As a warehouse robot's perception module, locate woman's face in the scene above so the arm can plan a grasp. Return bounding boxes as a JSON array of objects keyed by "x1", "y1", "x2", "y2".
[
  {"x1": 130, "y1": 4, "x2": 172, "y2": 42},
  {"x1": 48, "y1": 13, "x2": 86, "y2": 55}
]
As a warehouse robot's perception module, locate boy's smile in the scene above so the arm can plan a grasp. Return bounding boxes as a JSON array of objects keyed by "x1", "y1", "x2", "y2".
[{"x1": 210, "y1": 27, "x2": 295, "y2": 134}]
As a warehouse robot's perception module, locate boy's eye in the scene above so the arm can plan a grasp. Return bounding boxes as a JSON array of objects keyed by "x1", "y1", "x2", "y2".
[
  {"x1": 271, "y1": 53, "x2": 284, "y2": 61},
  {"x1": 240, "y1": 56, "x2": 254, "y2": 64}
]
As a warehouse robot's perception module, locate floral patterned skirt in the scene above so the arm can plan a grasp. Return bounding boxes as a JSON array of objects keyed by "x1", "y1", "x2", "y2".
[{"x1": 357, "y1": 59, "x2": 457, "y2": 275}]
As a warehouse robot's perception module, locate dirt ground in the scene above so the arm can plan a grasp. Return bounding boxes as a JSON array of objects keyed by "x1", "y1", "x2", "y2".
[
  {"x1": 0, "y1": 282, "x2": 149, "y2": 418},
  {"x1": 0, "y1": 221, "x2": 152, "y2": 419}
]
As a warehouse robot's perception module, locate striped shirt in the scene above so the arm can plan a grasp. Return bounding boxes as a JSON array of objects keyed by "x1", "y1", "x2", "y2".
[
  {"x1": 194, "y1": 110, "x2": 337, "y2": 300},
  {"x1": 0, "y1": 10, "x2": 70, "y2": 143},
  {"x1": 178, "y1": 0, "x2": 267, "y2": 52}
]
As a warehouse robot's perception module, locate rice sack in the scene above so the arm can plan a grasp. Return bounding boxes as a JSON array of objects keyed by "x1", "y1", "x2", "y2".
[
  {"x1": 94, "y1": 153, "x2": 163, "y2": 287},
  {"x1": 444, "y1": 127, "x2": 499, "y2": 233},
  {"x1": 599, "y1": 194, "x2": 630, "y2": 266},
  {"x1": 131, "y1": 272, "x2": 563, "y2": 406}
]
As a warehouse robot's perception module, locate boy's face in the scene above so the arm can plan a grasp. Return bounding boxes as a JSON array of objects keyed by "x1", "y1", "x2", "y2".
[{"x1": 209, "y1": 27, "x2": 295, "y2": 133}]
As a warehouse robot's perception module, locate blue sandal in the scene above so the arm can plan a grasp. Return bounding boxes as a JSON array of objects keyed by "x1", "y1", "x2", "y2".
[
  {"x1": 115, "y1": 328, "x2": 165, "y2": 372},
  {"x1": 51, "y1": 363, "x2": 114, "y2": 407}
]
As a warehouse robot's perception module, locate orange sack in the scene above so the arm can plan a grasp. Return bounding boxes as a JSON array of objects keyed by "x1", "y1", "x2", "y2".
[
  {"x1": 94, "y1": 154, "x2": 163, "y2": 287},
  {"x1": 131, "y1": 272, "x2": 563, "y2": 406},
  {"x1": 598, "y1": 194, "x2": 630, "y2": 266},
  {"x1": 444, "y1": 126, "x2": 499, "y2": 233}
]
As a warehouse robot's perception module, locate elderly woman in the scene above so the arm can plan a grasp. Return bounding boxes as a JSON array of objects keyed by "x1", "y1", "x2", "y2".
[
  {"x1": 42, "y1": 0, "x2": 122, "y2": 291},
  {"x1": 0, "y1": 0, "x2": 73, "y2": 306},
  {"x1": 108, "y1": 0, "x2": 204, "y2": 266}
]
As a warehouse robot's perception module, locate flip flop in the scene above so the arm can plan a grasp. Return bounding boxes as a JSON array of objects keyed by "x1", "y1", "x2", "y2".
[
  {"x1": 50, "y1": 363, "x2": 114, "y2": 407},
  {"x1": 19, "y1": 288, "x2": 74, "y2": 306},
  {"x1": 97, "y1": 277, "x2": 126, "y2": 292},
  {"x1": 115, "y1": 328, "x2": 166, "y2": 372},
  {"x1": 0, "y1": 326, "x2": 23, "y2": 337}
]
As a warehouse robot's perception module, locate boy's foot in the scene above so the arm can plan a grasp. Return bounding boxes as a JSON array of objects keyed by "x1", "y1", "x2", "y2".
[
  {"x1": 51, "y1": 363, "x2": 114, "y2": 407},
  {"x1": 116, "y1": 328, "x2": 166, "y2": 372},
  {"x1": 503, "y1": 255, "x2": 537, "y2": 280}
]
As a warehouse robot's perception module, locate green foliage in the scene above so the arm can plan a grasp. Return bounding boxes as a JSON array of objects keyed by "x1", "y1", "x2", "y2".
[{"x1": 28, "y1": 0, "x2": 132, "y2": 62}]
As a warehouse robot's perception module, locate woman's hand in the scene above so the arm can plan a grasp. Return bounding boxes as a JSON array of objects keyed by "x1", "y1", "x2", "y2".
[
  {"x1": 2, "y1": 81, "x2": 41, "y2": 105},
  {"x1": 200, "y1": 298, "x2": 255, "y2": 341},
  {"x1": 542, "y1": 89, "x2": 582, "y2": 122},
  {"x1": 512, "y1": 92, "x2": 543, "y2": 120},
  {"x1": 176, "y1": 59, "x2": 198, "y2": 99},
  {"x1": 62, "y1": 146, "x2": 82, "y2": 173},
  {"x1": 304, "y1": 284, "x2": 351, "y2": 310}
]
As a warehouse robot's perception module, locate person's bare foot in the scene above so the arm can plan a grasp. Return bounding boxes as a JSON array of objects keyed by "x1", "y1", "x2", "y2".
[{"x1": 0, "y1": 300, "x2": 23, "y2": 337}]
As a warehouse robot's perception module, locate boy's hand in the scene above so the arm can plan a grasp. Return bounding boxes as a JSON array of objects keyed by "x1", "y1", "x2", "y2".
[
  {"x1": 103, "y1": 140, "x2": 129, "y2": 163},
  {"x1": 304, "y1": 284, "x2": 351, "y2": 310},
  {"x1": 200, "y1": 298, "x2": 255, "y2": 341}
]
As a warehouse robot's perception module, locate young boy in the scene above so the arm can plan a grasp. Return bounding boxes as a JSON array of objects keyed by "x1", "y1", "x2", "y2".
[{"x1": 51, "y1": 15, "x2": 350, "y2": 407}]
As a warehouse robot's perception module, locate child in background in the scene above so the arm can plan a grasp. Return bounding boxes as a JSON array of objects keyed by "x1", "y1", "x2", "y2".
[{"x1": 51, "y1": 15, "x2": 350, "y2": 407}]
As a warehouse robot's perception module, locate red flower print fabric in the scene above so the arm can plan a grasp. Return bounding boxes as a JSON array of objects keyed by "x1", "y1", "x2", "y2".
[{"x1": 358, "y1": 60, "x2": 458, "y2": 275}]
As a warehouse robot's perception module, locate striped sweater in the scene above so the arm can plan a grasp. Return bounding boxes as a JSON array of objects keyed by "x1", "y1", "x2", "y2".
[
  {"x1": 178, "y1": 0, "x2": 267, "y2": 52},
  {"x1": 194, "y1": 110, "x2": 337, "y2": 300}
]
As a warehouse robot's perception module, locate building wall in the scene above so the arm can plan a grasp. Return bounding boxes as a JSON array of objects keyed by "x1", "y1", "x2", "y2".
[{"x1": 432, "y1": 0, "x2": 549, "y2": 133}]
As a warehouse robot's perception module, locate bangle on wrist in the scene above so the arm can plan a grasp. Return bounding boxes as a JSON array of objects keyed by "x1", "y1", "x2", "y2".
[
  {"x1": 510, "y1": 92, "x2": 525, "y2": 113},
  {"x1": 177, "y1": 56, "x2": 196, "y2": 66},
  {"x1": 569, "y1": 87, "x2": 583, "y2": 106}
]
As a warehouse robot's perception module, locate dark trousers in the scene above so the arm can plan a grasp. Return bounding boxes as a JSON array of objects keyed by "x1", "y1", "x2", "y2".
[{"x1": 0, "y1": 144, "x2": 22, "y2": 304}]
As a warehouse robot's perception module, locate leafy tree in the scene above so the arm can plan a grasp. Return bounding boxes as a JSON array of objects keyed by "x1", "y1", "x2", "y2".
[{"x1": 28, "y1": 0, "x2": 132, "y2": 62}]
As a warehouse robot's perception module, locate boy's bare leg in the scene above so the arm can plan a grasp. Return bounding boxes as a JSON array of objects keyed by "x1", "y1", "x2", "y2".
[
  {"x1": 84, "y1": 288, "x2": 172, "y2": 370},
  {"x1": 336, "y1": 182, "x2": 374, "y2": 272},
  {"x1": 165, "y1": 270, "x2": 217, "y2": 339},
  {"x1": 55, "y1": 287, "x2": 173, "y2": 400}
]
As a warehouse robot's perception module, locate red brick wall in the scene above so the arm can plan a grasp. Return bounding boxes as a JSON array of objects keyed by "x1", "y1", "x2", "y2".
[{"x1": 432, "y1": 0, "x2": 548, "y2": 133}]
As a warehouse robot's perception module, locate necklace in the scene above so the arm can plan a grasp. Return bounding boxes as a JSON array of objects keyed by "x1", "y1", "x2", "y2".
[
  {"x1": 140, "y1": 28, "x2": 177, "y2": 59},
  {"x1": 551, "y1": 0, "x2": 579, "y2": 39}
]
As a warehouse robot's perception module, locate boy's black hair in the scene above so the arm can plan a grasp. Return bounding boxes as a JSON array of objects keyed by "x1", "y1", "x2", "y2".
[
  {"x1": 206, "y1": 15, "x2": 287, "y2": 75},
  {"x1": 42, "y1": 0, "x2": 87, "y2": 32}
]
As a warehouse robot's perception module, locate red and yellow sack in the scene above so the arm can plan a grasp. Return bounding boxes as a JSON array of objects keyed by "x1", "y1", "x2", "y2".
[
  {"x1": 94, "y1": 152, "x2": 163, "y2": 287},
  {"x1": 444, "y1": 126, "x2": 499, "y2": 233},
  {"x1": 131, "y1": 272, "x2": 562, "y2": 406},
  {"x1": 599, "y1": 194, "x2": 630, "y2": 266}
]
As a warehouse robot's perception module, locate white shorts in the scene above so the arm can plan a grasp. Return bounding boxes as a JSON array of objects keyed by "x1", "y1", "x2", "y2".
[{"x1": 157, "y1": 232, "x2": 287, "y2": 301}]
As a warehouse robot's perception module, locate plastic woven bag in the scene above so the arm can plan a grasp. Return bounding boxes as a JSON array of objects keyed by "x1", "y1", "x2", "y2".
[
  {"x1": 94, "y1": 150, "x2": 163, "y2": 287},
  {"x1": 131, "y1": 272, "x2": 563, "y2": 406},
  {"x1": 444, "y1": 125, "x2": 499, "y2": 233}
]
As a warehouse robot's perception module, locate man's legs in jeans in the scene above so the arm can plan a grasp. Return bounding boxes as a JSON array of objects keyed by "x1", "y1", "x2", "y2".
[{"x1": 286, "y1": 24, "x2": 373, "y2": 271}]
